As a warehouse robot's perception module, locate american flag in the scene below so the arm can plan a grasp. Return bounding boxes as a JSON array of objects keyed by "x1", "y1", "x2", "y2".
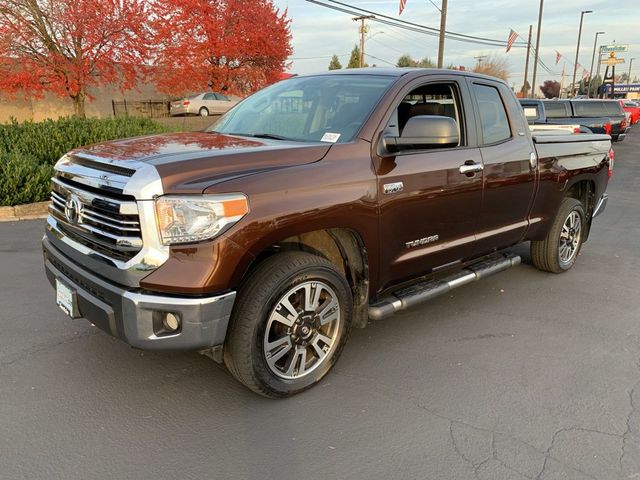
[
  {"x1": 399, "y1": 0, "x2": 407, "y2": 15},
  {"x1": 555, "y1": 51, "x2": 562, "y2": 65},
  {"x1": 506, "y1": 29, "x2": 518, "y2": 53}
]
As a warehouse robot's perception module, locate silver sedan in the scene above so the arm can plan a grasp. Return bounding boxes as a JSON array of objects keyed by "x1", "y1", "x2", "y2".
[{"x1": 170, "y1": 92, "x2": 238, "y2": 117}]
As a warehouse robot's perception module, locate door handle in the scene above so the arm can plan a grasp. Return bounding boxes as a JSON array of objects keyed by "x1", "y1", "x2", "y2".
[{"x1": 459, "y1": 162, "x2": 484, "y2": 175}]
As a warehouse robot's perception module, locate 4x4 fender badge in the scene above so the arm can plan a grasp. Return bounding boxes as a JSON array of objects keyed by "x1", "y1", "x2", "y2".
[{"x1": 383, "y1": 182, "x2": 404, "y2": 194}]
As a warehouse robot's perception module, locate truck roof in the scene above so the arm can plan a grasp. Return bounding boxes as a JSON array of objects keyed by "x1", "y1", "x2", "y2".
[{"x1": 300, "y1": 67, "x2": 509, "y2": 85}]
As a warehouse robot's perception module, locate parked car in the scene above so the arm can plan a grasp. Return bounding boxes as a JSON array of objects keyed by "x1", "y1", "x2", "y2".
[
  {"x1": 620, "y1": 99, "x2": 640, "y2": 125},
  {"x1": 520, "y1": 99, "x2": 604, "y2": 134},
  {"x1": 43, "y1": 69, "x2": 612, "y2": 397},
  {"x1": 170, "y1": 92, "x2": 238, "y2": 117}
]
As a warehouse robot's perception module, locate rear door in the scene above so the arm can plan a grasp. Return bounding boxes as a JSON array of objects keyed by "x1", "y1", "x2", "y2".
[
  {"x1": 467, "y1": 80, "x2": 537, "y2": 255},
  {"x1": 375, "y1": 76, "x2": 484, "y2": 290}
]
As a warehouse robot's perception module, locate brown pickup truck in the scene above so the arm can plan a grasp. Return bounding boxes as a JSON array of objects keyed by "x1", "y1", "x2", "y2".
[{"x1": 43, "y1": 69, "x2": 612, "y2": 397}]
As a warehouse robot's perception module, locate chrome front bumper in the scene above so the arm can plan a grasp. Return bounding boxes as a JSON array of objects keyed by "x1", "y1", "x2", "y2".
[{"x1": 43, "y1": 237, "x2": 235, "y2": 351}]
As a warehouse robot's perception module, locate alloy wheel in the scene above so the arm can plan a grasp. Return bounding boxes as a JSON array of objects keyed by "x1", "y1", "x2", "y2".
[
  {"x1": 263, "y1": 281, "x2": 341, "y2": 380},
  {"x1": 559, "y1": 210, "x2": 582, "y2": 265}
]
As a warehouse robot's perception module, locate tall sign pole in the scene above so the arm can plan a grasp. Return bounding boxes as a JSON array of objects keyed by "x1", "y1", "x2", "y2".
[
  {"x1": 571, "y1": 10, "x2": 592, "y2": 98},
  {"x1": 588, "y1": 32, "x2": 605, "y2": 98},
  {"x1": 531, "y1": 0, "x2": 544, "y2": 98}
]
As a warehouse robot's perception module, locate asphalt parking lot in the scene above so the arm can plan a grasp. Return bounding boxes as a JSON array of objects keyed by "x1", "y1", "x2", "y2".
[{"x1": 1, "y1": 129, "x2": 639, "y2": 480}]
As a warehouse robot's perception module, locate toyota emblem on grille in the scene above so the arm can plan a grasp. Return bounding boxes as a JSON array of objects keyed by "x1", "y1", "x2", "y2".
[{"x1": 64, "y1": 195, "x2": 82, "y2": 224}]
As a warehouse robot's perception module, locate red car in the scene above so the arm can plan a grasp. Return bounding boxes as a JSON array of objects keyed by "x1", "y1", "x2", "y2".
[{"x1": 620, "y1": 99, "x2": 640, "y2": 125}]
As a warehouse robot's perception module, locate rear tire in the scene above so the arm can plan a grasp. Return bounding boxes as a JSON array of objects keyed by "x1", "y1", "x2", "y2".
[
  {"x1": 531, "y1": 197, "x2": 585, "y2": 273},
  {"x1": 224, "y1": 252, "x2": 353, "y2": 398},
  {"x1": 199, "y1": 107, "x2": 209, "y2": 117}
]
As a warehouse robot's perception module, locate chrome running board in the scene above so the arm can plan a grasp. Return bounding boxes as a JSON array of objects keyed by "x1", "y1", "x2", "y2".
[{"x1": 368, "y1": 253, "x2": 521, "y2": 320}]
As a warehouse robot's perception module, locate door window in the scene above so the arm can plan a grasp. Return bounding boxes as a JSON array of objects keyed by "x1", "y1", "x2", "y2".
[
  {"x1": 387, "y1": 82, "x2": 464, "y2": 147},
  {"x1": 472, "y1": 84, "x2": 511, "y2": 145},
  {"x1": 203, "y1": 93, "x2": 216, "y2": 101}
]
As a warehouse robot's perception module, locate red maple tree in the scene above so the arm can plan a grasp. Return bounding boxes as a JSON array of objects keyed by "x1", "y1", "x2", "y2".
[
  {"x1": 0, "y1": 0, "x2": 151, "y2": 117},
  {"x1": 152, "y1": 0, "x2": 292, "y2": 97}
]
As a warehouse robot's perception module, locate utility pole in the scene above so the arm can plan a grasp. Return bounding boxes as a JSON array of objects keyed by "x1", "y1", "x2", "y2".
[
  {"x1": 531, "y1": 0, "x2": 544, "y2": 98},
  {"x1": 522, "y1": 24, "x2": 533, "y2": 97},
  {"x1": 437, "y1": 0, "x2": 448, "y2": 68},
  {"x1": 353, "y1": 15, "x2": 375, "y2": 68},
  {"x1": 588, "y1": 31, "x2": 605, "y2": 98},
  {"x1": 571, "y1": 10, "x2": 592, "y2": 98},
  {"x1": 474, "y1": 55, "x2": 488, "y2": 69},
  {"x1": 628, "y1": 58, "x2": 635, "y2": 85}
]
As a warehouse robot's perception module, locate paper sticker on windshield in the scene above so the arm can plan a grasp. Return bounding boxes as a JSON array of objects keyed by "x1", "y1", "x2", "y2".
[{"x1": 321, "y1": 132, "x2": 341, "y2": 143}]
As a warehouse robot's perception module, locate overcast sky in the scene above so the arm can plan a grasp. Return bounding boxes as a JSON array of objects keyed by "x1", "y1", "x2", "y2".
[{"x1": 274, "y1": 0, "x2": 640, "y2": 87}]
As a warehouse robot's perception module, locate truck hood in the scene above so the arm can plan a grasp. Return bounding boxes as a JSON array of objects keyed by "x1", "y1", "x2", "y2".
[{"x1": 71, "y1": 132, "x2": 333, "y2": 194}]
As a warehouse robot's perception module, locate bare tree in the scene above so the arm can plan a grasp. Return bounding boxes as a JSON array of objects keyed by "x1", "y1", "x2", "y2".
[{"x1": 472, "y1": 55, "x2": 510, "y2": 81}]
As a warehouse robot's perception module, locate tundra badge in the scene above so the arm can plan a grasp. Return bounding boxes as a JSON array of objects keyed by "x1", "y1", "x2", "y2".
[
  {"x1": 383, "y1": 182, "x2": 404, "y2": 194},
  {"x1": 406, "y1": 235, "x2": 440, "y2": 248}
]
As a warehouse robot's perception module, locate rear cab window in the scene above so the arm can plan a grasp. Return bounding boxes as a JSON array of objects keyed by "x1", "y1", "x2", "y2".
[
  {"x1": 520, "y1": 103, "x2": 540, "y2": 123},
  {"x1": 570, "y1": 101, "x2": 623, "y2": 117},
  {"x1": 542, "y1": 101, "x2": 569, "y2": 118}
]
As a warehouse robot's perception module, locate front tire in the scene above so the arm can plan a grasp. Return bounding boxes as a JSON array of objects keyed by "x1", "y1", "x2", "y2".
[
  {"x1": 224, "y1": 252, "x2": 353, "y2": 398},
  {"x1": 531, "y1": 197, "x2": 586, "y2": 273}
]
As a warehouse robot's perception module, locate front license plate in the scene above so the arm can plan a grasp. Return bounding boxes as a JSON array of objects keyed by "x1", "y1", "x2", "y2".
[{"x1": 56, "y1": 279, "x2": 76, "y2": 317}]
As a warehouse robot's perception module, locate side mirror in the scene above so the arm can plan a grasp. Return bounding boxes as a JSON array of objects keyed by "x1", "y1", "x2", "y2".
[{"x1": 383, "y1": 115, "x2": 459, "y2": 152}]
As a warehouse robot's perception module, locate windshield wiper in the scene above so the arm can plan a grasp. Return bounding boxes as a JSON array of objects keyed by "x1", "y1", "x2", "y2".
[
  {"x1": 248, "y1": 133, "x2": 292, "y2": 141},
  {"x1": 219, "y1": 132, "x2": 294, "y2": 141}
]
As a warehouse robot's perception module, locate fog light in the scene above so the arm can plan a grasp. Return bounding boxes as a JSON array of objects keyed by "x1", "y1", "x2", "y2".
[{"x1": 163, "y1": 312, "x2": 181, "y2": 332}]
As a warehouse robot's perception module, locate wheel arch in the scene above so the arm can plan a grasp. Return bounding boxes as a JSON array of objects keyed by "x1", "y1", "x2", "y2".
[
  {"x1": 239, "y1": 228, "x2": 370, "y2": 329},
  {"x1": 565, "y1": 179, "x2": 596, "y2": 241}
]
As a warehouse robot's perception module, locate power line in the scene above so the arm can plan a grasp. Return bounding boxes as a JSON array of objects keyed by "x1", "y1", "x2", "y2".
[
  {"x1": 303, "y1": 0, "x2": 561, "y2": 76},
  {"x1": 305, "y1": 0, "x2": 527, "y2": 48},
  {"x1": 323, "y1": 0, "x2": 528, "y2": 47},
  {"x1": 364, "y1": 53, "x2": 397, "y2": 67}
]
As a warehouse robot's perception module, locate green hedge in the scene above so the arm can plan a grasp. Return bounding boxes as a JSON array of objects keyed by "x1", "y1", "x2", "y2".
[{"x1": 0, "y1": 117, "x2": 172, "y2": 206}]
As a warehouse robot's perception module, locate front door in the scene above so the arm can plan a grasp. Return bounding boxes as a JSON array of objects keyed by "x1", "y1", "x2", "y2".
[{"x1": 375, "y1": 78, "x2": 484, "y2": 292}]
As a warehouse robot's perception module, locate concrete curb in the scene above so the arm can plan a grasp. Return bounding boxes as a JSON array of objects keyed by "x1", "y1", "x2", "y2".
[{"x1": 0, "y1": 201, "x2": 49, "y2": 222}]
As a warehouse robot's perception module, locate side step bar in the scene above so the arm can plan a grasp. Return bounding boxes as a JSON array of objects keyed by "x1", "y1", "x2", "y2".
[{"x1": 368, "y1": 253, "x2": 521, "y2": 320}]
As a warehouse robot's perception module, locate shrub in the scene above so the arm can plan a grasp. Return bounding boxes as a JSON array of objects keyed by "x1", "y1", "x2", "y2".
[
  {"x1": 0, "y1": 117, "x2": 173, "y2": 206},
  {"x1": 0, "y1": 152, "x2": 54, "y2": 206}
]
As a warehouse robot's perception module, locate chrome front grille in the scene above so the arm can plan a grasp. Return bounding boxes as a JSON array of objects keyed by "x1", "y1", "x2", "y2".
[{"x1": 49, "y1": 175, "x2": 143, "y2": 261}]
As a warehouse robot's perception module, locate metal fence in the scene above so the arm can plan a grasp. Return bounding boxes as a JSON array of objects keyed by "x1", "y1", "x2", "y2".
[{"x1": 112, "y1": 100, "x2": 170, "y2": 118}]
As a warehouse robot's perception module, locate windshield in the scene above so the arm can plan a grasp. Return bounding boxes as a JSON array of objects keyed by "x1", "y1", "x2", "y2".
[{"x1": 210, "y1": 75, "x2": 395, "y2": 143}]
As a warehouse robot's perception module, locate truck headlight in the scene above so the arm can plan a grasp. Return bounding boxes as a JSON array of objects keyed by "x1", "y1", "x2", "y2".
[{"x1": 155, "y1": 194, "x2": 248, "y2": 245}]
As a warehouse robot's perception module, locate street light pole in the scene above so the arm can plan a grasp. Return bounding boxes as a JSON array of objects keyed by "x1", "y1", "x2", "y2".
[
  {"x1": 629, "y1": 58, "x2": 635, "y2": 85},
  {"x1": 571, "y1": 10, "x2": 592, "y2": 98},
  {"x1": 588, "y1": 31, "x2": 605, "y2": 98},
  {"x1": 437, "y1": 0, "x2": 448, "y2": 68},
  {"x1": 531, "y1": 0, "x2": 544, "y2": 98}
]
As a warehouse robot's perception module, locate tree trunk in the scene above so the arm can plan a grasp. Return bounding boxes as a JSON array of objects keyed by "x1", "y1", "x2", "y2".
[{"x1": 71, "y1": 91, "x2": 86, "y2": 118}]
